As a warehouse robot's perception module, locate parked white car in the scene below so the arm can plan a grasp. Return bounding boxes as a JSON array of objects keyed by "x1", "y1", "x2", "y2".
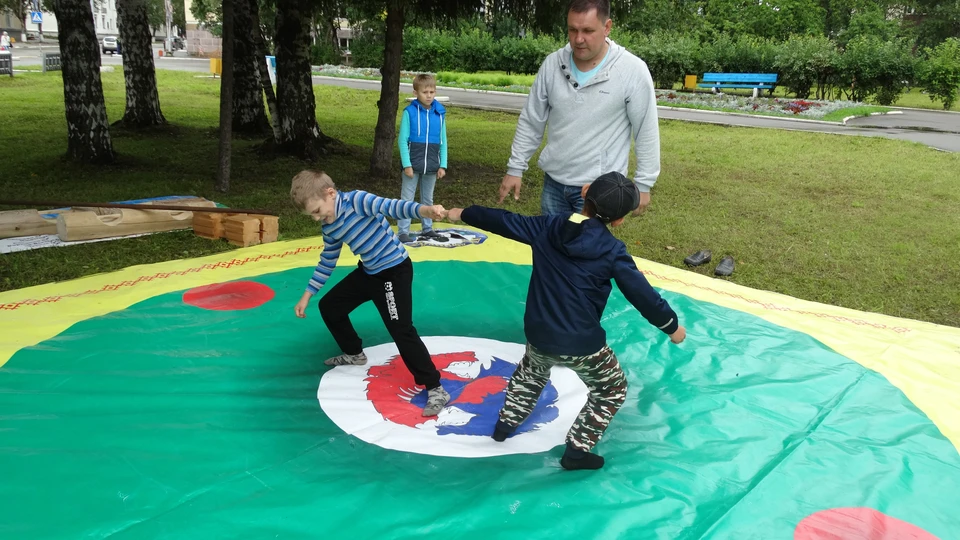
[{"x1": 102, "y1": 36, "x2": 119, "y2": 54}]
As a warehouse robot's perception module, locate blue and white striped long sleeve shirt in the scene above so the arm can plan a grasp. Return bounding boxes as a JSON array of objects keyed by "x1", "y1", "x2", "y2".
[{"x1": 305, "y1": 190, "x2": 423, "y2": 295}]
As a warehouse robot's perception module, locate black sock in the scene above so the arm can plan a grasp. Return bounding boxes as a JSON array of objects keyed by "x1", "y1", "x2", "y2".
[
  {"x1": 492, "y1": 420, "x2": 514, "y2": 442},
  {"x1": 560, "y1": 442, "x2": 605, "y2": 470}
]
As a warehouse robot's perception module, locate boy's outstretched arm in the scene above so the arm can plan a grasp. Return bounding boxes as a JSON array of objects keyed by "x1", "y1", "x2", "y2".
[
  {"x1": 351, "y1": 190, "x2": 442, "y2": 221},
  {"x1": 611, "y1": 245, "x2": 685, "y2": 342},
  {"x1": 294, "y1": 235, "x2": 342, "y2": 318},
  {"x1": 451, "y1": 206, "x2": 549, "y2": 246}
]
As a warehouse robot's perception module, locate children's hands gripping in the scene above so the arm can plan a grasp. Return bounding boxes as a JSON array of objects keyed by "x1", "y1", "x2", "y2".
[
  {"x1": 446, "y1": 208, "x2": 463, "y2": 222},
  {"x1": 420, "y1": 205, "x2": 446, "y2": 221},
  {"x1": 294, "y1": 291, "x2": 312, "y2": 318},
  {"x1": 670, "y1": 325, "x2": 686, "y2": 344}
]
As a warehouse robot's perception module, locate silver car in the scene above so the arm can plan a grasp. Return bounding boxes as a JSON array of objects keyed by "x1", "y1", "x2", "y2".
[{"x1": 102, "y1": 36, "x2": 119, "y2": 54}]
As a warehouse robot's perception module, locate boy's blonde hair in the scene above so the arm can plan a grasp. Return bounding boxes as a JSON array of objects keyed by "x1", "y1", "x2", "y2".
[
  {"x1": 290, "y1": 170, "x2": 336, "y2": 210},
  {"x1": 412, "y1": 73, "x2": 437, "y2": 92}
]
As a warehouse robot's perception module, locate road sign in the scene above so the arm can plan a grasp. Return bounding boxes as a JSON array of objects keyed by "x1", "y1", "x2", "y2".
[{"x1": 30, "y1": 11, "x2": 42, "y2": 24}]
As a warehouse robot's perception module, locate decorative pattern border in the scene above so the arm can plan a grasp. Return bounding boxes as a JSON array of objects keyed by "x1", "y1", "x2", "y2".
[{"x1": 0, "y1": 246, "x2": 323, "y2": 311}]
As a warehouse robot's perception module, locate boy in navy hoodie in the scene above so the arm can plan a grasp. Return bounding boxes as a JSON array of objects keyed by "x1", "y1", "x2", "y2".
[
  {"x1": 446, "y1": 172, "x2": 686, "y2": 470},
  {"x1": 397, "y1": 73, "x2": 448, "y2": 244}
]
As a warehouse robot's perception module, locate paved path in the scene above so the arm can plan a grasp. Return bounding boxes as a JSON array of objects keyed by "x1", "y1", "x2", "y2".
[{"x1": 313, "y1": 76, "x2": 960, "y2": 152}]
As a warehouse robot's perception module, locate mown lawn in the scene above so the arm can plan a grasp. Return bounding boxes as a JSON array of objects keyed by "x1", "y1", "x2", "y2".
[{"x1": 1, "y1": 69, "x2": 958, "y2": 327}]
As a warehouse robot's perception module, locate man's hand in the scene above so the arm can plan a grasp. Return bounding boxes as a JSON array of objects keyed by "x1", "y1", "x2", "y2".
[
  {"x1": 437, "y1": 168, "x2": 446, "y2": 179},
  {"x1": 670, "y1": 325, "x2": 686, "y2": 344},
  {"x1": 499, "y1": 174, "x2": 522, "y2": 204},
  {"x1": 403, "y1": 167, "x2": 414, "y2": 178},
  {"x1": 294, "y1": 292, "x2": 312, "y2": 318},
  {"x1": 446, "y1": 208, "x2": 463, "y2": 222},
  {"x1": 420, "y1": 205, "x2": 446, "y2": 221},
  {"x1": 632, "y1": 192, "x2": 652, "y2": 216}
]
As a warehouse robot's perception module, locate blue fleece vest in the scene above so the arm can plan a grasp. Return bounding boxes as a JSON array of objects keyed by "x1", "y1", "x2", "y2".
[{"x1": 404, "y1": 101, "x2": 445, "y2": 174}]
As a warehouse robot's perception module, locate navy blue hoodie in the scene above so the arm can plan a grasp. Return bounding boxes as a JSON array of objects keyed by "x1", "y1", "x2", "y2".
[{"x1": 461, "y1": 206, "x2": 680, "y2": 356}]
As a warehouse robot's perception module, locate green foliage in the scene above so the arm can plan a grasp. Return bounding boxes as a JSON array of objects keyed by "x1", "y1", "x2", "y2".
[
  {"x1": 617, "y1": 30, "x2": 702, "y2": 89},
  {"x1": 348, "y1": 27, "x2": 385, "y2": 71},
  {"x1": 775, "y1": 34, "x2": 839, "y2": 99},
  {"x1": 311, "y1": 41, "x2": 341, "y2": 66},
  {"x1": 349, "y1": 27, "x2": 558, "y2": 75},
  {"x1": 699, "y1": 34, "x2": 780, "y2": 74},
  {"x1": 918, "y1": 38, "x2": 960, "y2": 110},
  {"x1": 837, "y1": 8, "x2": 900, "y2": 47},
  {"x1": 449, "y1": 28, "x2": 498, "y2": 72},
  {"x1": 401, "y1": 27, "x2": 456, "y2": 72},
  {"x1": 838, "y1": 36, "x2": 916, "y2": 104}
]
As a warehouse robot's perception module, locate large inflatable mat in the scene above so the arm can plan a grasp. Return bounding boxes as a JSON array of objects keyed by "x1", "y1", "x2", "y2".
[{"x1": 1, "y1": 228, "x2": 959, "y2": 538}]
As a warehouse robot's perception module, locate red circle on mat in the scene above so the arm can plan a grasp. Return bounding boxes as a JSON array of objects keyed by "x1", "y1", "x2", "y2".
[
  {"x1": 182, "y1": 281, "x2": 275, "y2": 311},
  {"x1": 795, "y1": 507, "x2": 937, "y2": 540}
]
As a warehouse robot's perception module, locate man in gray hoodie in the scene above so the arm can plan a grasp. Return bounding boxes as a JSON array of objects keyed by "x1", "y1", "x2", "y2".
[{"x1": 498, "y1": 0, "x2": 660, "y2": 216}]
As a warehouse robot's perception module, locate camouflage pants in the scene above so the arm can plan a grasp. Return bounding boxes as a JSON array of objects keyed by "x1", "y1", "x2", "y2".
[{"x1": 500, "y1": 343, "x2": 628, "y2": 452}]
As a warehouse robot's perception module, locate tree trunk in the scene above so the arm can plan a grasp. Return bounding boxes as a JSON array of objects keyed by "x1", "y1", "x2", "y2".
[
  {"x1": 253, "y1": 24, "x2": 281, "y2": 142},
  {"x1": 116, "y1": 0, "x2": 167, "y2": 127},
  {"x1": 216, "y1": 0, "x2": 235, "y2": 193},
  {"x1": 274, "y1": 0, "x2": 338, "y2": 160},
  {"x1": 50, "y1": 0, "x2": 115, "y2": 164},
  {"x1": 369, "y1": 0, "x2": 405, "y2": 178},
  {"x1": 231, "y1": 0, "x2": 269, "y2": 135}
]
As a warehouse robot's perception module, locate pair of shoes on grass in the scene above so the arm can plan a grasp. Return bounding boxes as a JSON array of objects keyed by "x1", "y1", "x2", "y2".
[{"x1": 684, "y1": 250, "x2": 735, "y2": 276}]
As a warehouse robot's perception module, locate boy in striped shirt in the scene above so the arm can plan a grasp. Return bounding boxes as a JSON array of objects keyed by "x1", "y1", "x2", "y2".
[{"x1": 291, "y1": 170, "x2": 451, "y2": 416}]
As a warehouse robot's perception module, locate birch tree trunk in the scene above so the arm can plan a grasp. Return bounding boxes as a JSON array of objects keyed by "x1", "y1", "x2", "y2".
[
  {"x1": 50, "y1": 0, "x2": 115, "y2": 164},
  {"x1": 369, "y1": 0, "x2": 405, "y2": 178},
  {"x1": 274, "y1": 0, "x2": 338, "y2": 160},
  {"x1": 231, "y1": 0, "x2": 269, "y2": 134},
  {"x1": 216, "y1": 0, "x2": 235, "y2": 192},
  {"x1": 116, "y1": 0, "x2": 166, "y2": 127}
]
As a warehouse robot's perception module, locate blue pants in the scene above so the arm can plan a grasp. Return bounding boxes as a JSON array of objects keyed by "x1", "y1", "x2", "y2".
[
  {"x1": 540, "y1": 173, "x2": 585, "y2": 215},
  {"x1": 398, "y1": 171, "x2": 438, "y2": 235}
]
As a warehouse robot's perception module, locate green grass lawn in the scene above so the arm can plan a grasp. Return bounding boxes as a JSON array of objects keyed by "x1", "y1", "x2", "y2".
[
  {"x1": 1, "y1": 69, "x2": 959, "y2": 327},
  {"x1": 894, "y1": 87, "x2": 960, "y2": 112}
]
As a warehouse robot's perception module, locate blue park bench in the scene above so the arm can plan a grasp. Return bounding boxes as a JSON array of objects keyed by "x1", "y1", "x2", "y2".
[{"x1": 698, "y1": 73, "x2": 778, "y2": 98}]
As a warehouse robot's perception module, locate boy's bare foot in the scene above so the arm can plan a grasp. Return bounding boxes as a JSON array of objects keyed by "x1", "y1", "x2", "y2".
[{"x1": 324, "y1": 352, "x2": 367, "y2": 366}]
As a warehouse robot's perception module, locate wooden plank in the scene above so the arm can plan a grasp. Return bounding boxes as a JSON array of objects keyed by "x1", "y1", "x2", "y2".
[
  {"x1": 0, "y1": 210, "x2": 57, "y2": 239},
  {"x1": 259, "y1": 215, "x2": 279, "y2": 243},
  {"x1": 56, "y1": 202, "x2": 217, "y2": 242},
  {"x1": 1, "y1": 197, "x2": 216, "y2": 239}
]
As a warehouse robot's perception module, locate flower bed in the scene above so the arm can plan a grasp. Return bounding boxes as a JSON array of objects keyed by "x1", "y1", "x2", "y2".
[{"x1": 654, "y1": 91, "x2": 877, "y2": 120}]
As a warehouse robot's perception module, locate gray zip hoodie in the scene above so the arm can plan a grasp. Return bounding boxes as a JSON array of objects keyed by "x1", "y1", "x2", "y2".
[{"x1": 506, "y1": 39, "x2": 660, "y2": 193}]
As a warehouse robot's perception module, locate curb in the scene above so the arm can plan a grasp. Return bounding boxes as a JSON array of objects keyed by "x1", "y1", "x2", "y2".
[
  {"x1": 890, "y1": 106, "x2": 960, "y2": 115},
  {"x1": 841, "y1": 110, "x2": 904, "y2": 125},
  {"x1": 656, "y1": 105, "x2": 846, "y2": 126}
]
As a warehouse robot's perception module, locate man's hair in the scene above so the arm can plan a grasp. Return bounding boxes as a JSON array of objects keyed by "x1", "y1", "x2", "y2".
[
  {"x1": 412, "y1": 73, "x2": 437, "y2": 92},
  {"x1": 568, "y1": 0, "x2": 610, "y2": 20},
  {"x1": 290, "y1": 170, "x2": 335, "y2": 210}
]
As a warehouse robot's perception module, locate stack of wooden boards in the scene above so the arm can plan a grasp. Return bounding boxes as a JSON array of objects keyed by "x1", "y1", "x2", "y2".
[
  {"x1": 0, "y1": 197, "x2": 217, "y2": 241},
  {"x1": 192, "y1": 213, "x2": 279, "y2": 247}
]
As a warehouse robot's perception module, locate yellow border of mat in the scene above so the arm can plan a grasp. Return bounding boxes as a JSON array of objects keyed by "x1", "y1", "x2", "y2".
[{"x1": 2, "y1": 229, "x2": 959, "y2": 452}]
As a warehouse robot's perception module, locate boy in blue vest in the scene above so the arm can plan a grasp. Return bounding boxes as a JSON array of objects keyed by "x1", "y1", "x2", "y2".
[
  {"x1": 397, "y1": 73, "x2": 448, "y2": 244},
  {"x1": 446, "y1": 172, "x2": 686, "y2": 470},
  {"x1": 291, "y1": 170, "x2": 451, "y2": 416}
]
